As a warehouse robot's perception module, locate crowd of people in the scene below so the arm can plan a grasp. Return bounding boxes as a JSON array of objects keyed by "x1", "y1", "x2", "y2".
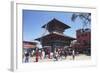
[{"x1": 23, "y1": 47, "x2": 77, "y2": 63}]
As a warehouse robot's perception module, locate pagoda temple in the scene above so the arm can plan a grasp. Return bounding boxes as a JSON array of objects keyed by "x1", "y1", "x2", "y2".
[{"x1": 35, "y1": 18, "x2": 75, "y2": 52}]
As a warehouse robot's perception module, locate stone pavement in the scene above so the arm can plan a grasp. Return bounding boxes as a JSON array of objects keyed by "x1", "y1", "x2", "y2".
[{"x1": 23, "y1": 54, "x2": 91, "y2": 63}]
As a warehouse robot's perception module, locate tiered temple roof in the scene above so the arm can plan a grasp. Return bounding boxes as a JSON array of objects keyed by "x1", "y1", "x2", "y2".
[{"x1": 35, "y1": 18, "x2": 75, "y2": 48}]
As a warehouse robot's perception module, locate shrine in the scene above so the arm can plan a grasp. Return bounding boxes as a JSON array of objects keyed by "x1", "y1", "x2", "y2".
[{"x1": 35, "y1": 18, "x2": 75, "y2": 52}]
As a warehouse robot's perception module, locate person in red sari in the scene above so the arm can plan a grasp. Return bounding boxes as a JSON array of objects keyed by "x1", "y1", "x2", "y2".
[
  {"x1": 48, "y1": 49, "x2": 50, "y2": 59},
  {"x1": 36, "y1": 48, "x2": 39, "y2": 62}
]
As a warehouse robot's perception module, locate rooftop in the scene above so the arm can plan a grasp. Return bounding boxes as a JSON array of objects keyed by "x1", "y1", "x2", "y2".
[
  {"x1": 41, "y1": 18, "x2": 71, "y2": 30},
  {"x1": 35, "y1": 32, "x2": 75, "y2": 41},
  {"x1": 23, "y1": 41, "x2": 37, "y2": 45}
]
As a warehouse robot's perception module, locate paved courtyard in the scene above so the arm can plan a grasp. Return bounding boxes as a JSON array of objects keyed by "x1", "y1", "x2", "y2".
[{"x1": 23, "y1": 54, "x2": 91, "y2": 63}]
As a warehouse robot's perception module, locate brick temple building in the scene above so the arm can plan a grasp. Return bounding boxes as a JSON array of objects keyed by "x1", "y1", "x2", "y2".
[
  {"x1": 23, "y1": 41, "x2": 37, "y2": 49},
  {"x1": 23, "y1": 41, "x2": 37, "y2": 54},
  {"x1": 72, "y1": 28, "x2": 91, "y2": 55},
  {"x1": 35, "y1": 18, "x2": 75, "y2": 52}
]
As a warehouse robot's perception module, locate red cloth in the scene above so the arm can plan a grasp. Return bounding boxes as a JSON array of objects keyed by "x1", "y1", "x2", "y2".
[{"x1": 36, "y1": 50, "x2": 39, "y2": 62}]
